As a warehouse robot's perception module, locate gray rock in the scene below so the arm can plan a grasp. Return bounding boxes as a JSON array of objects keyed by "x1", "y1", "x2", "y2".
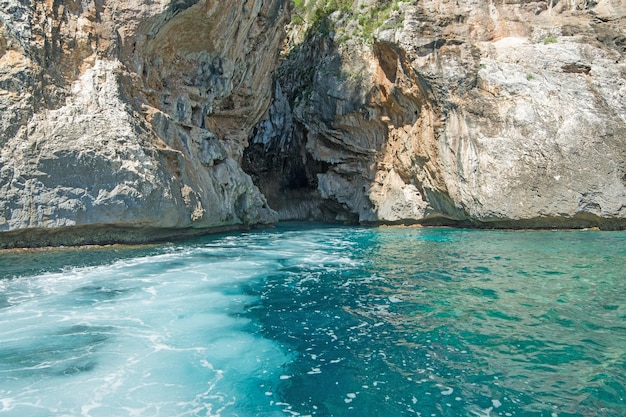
[
  {"x1": 1, "y1": 0, "x2": 625, "y2": 249},
  {"x1": 0, "y1": 0, "x2": 287, "y2": 248},
  {"x1": 246, "y1": 0, "x2": 626, "y2": 229}
]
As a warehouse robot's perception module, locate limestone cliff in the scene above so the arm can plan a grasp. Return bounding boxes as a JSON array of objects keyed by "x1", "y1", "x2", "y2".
[
  {"x1": 245, "y1": 0, "x2": 626, "y2": 229},
  {"x1": 1, "y1": 0, "x2": 625, "y2": 248},
  {"x1": 0, "y1": 0, "x2": 289, "y2": 248}
]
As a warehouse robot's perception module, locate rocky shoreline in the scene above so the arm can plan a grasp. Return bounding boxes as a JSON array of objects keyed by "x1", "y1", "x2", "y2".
[{"x1": 1, "y1": 0, "x2": 624, "y2": 248}]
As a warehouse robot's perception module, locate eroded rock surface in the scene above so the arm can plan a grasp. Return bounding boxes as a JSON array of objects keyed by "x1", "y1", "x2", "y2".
[
  {"x1": 1, "y1": 0, "x2": 625, "y2": 248},
  {"x1": 0, "y1": 0, "x2": 289, "y2": 247},
  {"x1": 245, "y1": 0, "x2": 626, "y2": 229}
]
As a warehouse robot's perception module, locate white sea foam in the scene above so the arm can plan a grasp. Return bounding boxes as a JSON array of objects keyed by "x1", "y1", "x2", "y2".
[{"x1": 0, "y1": 238, "x2": 294, "y2": 417}]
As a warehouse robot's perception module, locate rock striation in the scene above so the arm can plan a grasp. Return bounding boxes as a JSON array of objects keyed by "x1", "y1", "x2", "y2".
[
  {"x1": 0, "y1": 0, "x2": 289, "y2": 248},
  {"x1": 1, "y1": 0, "x2": 625, "y2": 248},
  {"x1": 245, "y1": 0, "x2": 626, "y2": 229}
]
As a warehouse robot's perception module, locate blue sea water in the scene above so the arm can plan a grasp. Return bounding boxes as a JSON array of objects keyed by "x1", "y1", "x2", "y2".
[{"x1": 0, "y1": 224, "x2": 624, "y2": 417}]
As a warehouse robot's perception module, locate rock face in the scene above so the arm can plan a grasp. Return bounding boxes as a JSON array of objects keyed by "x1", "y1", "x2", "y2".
[
  {"x1": 245, "y1": 0, "x2": 626, "y2": 229},
  {"x1": 1, "y1": 0, "x2": 625, "y2": 248},
  {"x1": 0, "y1": 0, "x2": 289, "y2": 247}
]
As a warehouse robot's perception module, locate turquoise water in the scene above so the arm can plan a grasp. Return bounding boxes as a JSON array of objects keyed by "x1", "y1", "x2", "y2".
[{"x1": 0, "y1": 224, "x2": 624, "y2": 417}]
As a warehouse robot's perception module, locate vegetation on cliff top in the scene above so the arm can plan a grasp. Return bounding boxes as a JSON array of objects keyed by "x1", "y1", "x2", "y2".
[{"x1": 290, "y1": 0, "x2": 406, "y2": 43}]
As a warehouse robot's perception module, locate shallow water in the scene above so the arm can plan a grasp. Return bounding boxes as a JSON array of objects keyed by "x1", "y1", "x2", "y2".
[{"x1": 0, "y1": 224, "x2": 624, "y2": 417}]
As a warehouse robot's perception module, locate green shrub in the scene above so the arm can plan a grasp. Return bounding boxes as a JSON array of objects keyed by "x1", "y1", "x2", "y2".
[
  {"x1": 290, "y1": 0, "x2": 406, "y2": 43},
  {"x1": 543, "y1": 36, "x2": 558, "y2": 44}
]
